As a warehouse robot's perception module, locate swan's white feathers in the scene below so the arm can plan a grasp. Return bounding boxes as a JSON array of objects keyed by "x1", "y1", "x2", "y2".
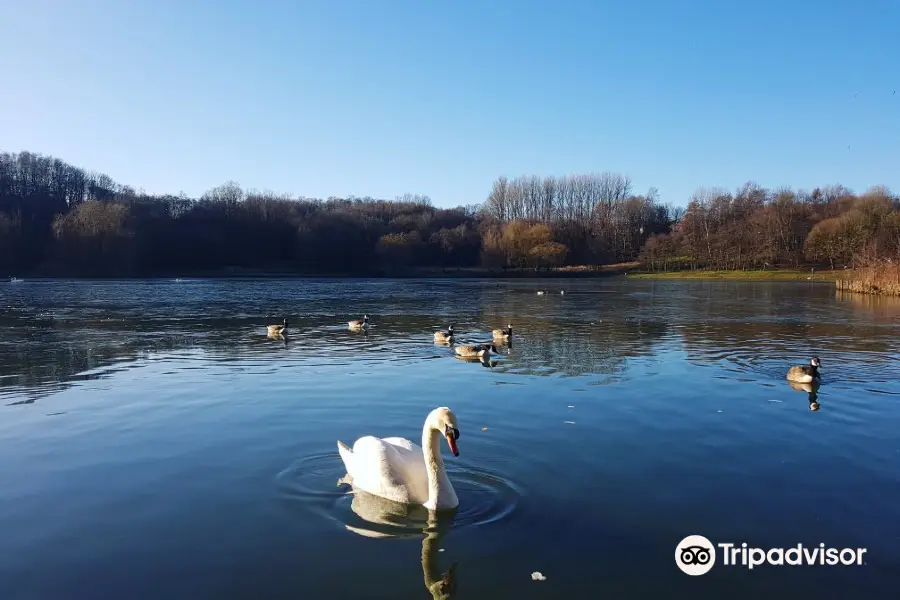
[
  {"x1": 336, "y1": 407, "x2": 459, "y2": 510},
  {"x1": 381, "y1": 436, "x2": 417, "y2": 451},
  {"x1": 338, "y1": 435, "x2": 430, "y2": 505}
]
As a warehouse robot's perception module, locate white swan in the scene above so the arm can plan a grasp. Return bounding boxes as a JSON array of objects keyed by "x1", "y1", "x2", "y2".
[{"x1": 337, "y1": 407, "x2": 460, "y2": 510}]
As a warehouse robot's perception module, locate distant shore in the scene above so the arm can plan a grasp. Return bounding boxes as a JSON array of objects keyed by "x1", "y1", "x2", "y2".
[
  {"x1": 626, "y1": 269, "x2": 844, "y2": 282},
  {"x1": 13, "y1": 264, "x2": 861, "y2": 282},
  {"x1": 834, "y1": 266, "x2": 900, "y2": 296},
  {"x1": 17, "y1": 263, "x2": 641, "y2": 280}
]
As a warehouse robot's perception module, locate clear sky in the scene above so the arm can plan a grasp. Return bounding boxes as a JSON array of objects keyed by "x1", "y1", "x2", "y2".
[{"x1": 1, "y1": 0, "x2": 898, "y2": 207}]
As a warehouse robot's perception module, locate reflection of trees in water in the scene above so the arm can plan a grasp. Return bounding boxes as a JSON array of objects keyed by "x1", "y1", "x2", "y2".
[
  {"x1": 477, "y1": 315, "x2": 672, "y2": 378},
  {"x1": 0, "y1": 313, "x2": 458, "y2": 402},
  {"x1": 835, "y1": 290, "x2": 900, "y2": 321},
  {"x1": 0, "y1": 328, "x2": 205, "y2": 404},
  {"x1": 679, "y1": 319, "x2": 898, "y2": 356},
  {"x1": 12, "y1": 278, "x2": 897, "y2": 403},
  {"x1": 1, "y1": 303, "x2": 676, "y2": 402},
  {"x1": 677, "y1": 319, "x2": 900, "y2": 382}
]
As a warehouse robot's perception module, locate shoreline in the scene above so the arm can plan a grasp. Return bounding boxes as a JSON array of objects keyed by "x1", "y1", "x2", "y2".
[
  {"x1": 834, "y1": 266, "x2": 900, "y2": 296},
  {"x1": 10, "y1": 265, "x2": 859, "y2": 282},
  {"x1": 12, "y1": 263, "x2": 641, "y2": 280},
  {"x1": 626, "y1": 269, "x2": 843, "y2": 282}
]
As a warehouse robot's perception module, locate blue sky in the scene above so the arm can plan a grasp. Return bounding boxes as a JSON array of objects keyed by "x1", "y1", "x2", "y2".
[{"x1": 1, "y1": 0, "x2": 898, "y2": 207}]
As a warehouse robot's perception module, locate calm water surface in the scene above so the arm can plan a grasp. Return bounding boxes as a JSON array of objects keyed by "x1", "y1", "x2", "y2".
[{"x1": 1, "y1": 278, "x2": 899, "y2": 599}]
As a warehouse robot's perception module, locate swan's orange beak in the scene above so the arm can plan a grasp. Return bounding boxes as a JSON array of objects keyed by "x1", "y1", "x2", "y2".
[{"x1": 445, "y1": 430, "x2": 459, "y2": 457}]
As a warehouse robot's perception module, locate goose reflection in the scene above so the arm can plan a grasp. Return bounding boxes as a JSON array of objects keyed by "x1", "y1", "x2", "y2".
[
  {"x1": 339, "y1": 485, "x2": 458, "y2": 599},
  {"x1": 267, "y1": 331, "x2": 288, "y2": 346},
  {"x1": 490, "y1": 337, "x2": 512, "y2": 352},
  {"x1": 455, "y1": 355, "x2": 498, "y2": 368},
  {"x1": 788, "y1": 381, "x2": 821, "y2": 411}
]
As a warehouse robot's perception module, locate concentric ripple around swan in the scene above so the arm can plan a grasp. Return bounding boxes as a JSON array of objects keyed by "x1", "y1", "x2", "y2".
[{"x1": 274, "y1": 452, "x2": 521, "y2": 536}]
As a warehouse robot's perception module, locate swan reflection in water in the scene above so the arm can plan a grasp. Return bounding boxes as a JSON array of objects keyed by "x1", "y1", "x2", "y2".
[
  {"x1": 338, "y1": 480, "x2": 459, "y2": 599},
  {"x1": 788, "y1": 381, "x2": 821, "y2": 411}
]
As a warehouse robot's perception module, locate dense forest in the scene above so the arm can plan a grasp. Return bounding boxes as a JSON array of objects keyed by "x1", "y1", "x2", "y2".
[{"x1": 1, "y1": 150, "x2": 897, "y2": 277}]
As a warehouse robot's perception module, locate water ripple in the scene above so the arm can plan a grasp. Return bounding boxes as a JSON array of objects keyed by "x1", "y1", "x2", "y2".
[
  {"x1": 3, "y1": 278, "x2": 900, "y2": 403},
  {"x1": 274, "y1": 452, "x2": 521, "y2": 536}
]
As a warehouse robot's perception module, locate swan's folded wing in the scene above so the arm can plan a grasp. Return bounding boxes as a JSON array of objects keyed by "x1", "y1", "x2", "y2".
[
  {"x1": 381, "y1": 437, "x2": 417, "y2": 452},
  {"x1": 347, "y1": 436, "x2": 429, "y2": 505}
]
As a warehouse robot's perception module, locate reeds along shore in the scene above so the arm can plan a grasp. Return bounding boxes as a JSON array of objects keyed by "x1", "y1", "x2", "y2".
[{"x1": 835, "y1": 265, "x2": 900, "y2": 296}]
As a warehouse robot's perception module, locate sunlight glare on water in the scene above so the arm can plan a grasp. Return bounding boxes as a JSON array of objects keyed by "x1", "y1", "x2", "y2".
[{"x1": 1, "y1": 278, "x2": 899, "y2": 599}]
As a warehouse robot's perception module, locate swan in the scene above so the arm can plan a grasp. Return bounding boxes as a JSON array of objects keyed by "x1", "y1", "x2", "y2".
[
  {"x1": 349, "y1": 314, "x2": 369, "y2": 330},
  {"x1": 786, "y1": 356, "x2": 821, "y2": 383},
  {"x1": 267, "y1": 317, "x2": 288, "y2": 336},
  {"x1": 337, "y1": 407, "x2": 460, "y2": 510}
]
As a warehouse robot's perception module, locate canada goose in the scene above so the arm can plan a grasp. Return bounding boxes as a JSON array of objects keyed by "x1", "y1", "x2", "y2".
[
  {"x1": 267, "y1": 317, "x2": 288, "y2": 336},
  {"x1": 349, "y1": 314, "x2": 369, "y2": 330},
  {"x1": 454, "y1": 343, "x2": 498, "y2": 358},
  {"x1": 786, "y1": 357, "x2": 821, "y2": 383},
  {"x1": 492, "y1": 324, "x2": 512, "y2": 340},
  {"x1": 434, "y1": 324, "x2": 454, "y2": 343}
]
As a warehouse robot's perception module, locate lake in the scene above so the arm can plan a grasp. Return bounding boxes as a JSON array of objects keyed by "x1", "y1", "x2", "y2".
[{"x1": 1, "y1": 277, "x2": 899, "y2": 599}]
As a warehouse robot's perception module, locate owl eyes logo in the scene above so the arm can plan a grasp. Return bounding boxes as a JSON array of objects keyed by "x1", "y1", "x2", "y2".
[
  {"x1": 680, "y1": 545, "x2": 712, "y2": 565},
  {"x1": 675, "y1": 535, "x2": 716, "y2": 575}
]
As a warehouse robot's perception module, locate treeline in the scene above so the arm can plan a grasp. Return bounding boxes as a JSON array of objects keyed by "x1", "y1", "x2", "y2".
[
  {"x1": 0, "y1": 151, "x2": 678, "y2": 276},
  {"x1": 639, "y1": 183, "x2": 900, "y2": 272},
  {"x1": 1, "y1": 151, "x2": 483, "y2": 276},
  {"x1": 2, "y1": 150, "x2": 896, "y2": 277},
  {"x1": 478, "y1": 173, "x2": 679, "y2": 266}
]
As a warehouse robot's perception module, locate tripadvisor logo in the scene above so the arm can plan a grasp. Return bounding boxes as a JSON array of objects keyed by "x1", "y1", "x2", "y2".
[{"x1": 675, "y1": 535, "x2": 867, "y2": 575}]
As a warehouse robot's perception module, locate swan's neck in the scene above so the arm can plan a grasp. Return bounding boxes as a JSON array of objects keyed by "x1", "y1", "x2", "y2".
[{"x1": 422, "y1": 426, "x2": 457, "y2": 510}]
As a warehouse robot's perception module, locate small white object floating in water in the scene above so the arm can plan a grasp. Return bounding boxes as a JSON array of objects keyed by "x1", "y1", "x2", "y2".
[
  {"x1": 531, "y1": 572, "x2": 547, "y2": 581},
  {"x1": 536, "y1": 290, "x2": 545, "y2": 295},
  {"x1": 563, "y1": 420, "x2": 575, "y2": 424}
]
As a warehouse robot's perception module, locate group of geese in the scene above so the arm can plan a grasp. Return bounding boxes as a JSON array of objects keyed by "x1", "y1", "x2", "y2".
[
  {"x1": 433, "y1": 323, "x2": 512, "y2": 359},
  {"x1": 266, "y1": 314, "x2": 370, "y2": 337},
  {"x1": 266, "y1": 315, "x2": 513, "y2": 360},
  {"x1": 269, "y1": 314, "x2": 823, "y2": 385}
]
